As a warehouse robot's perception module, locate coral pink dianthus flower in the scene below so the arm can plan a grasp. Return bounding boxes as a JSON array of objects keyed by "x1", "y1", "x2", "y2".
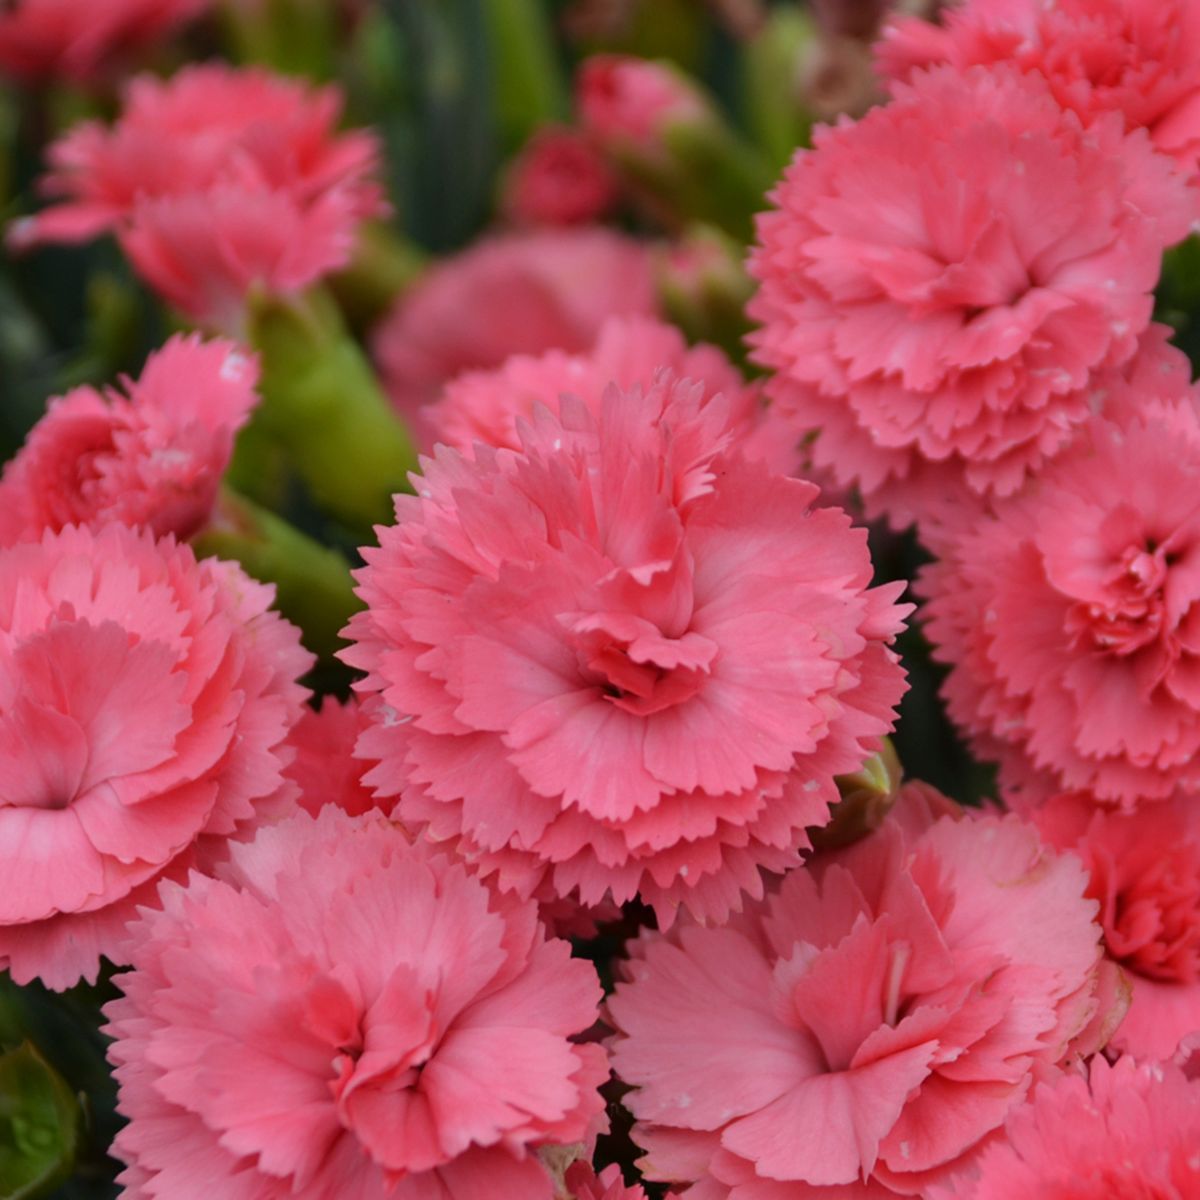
[
  {"x1": 430, "y1": 315, "x2": 793, "y2": 472},
  {"x1": 878, "y1": 0, "x2": 1200, "y2": 173},
  {"x1": 0, "y1": 523, "x2": 312, "y2": 990},
  {"x1": 371, "y1": 228, "x2": 659, "y2": 448},
  {"x1": 0, "y1": 334, "x2": 258, "y2": 545},
  {"x1": 609, "y1": 790, "x2": 1109, "y2": 1196},
  {"x1": 10, "y1": 63, "x2": 384, "y2": 331},
  {"x1": 344, "y1": 378, "x2": 910, "y2": 925},
  {"x1": 1024, "y1": 790, "x2": 1200, "y2": 1061},
  {"x1": 928, "y1": 1055, "x2": 1200, "y2": 1199},
  {"x1": 105, "y1": 806, "x2": 608, "y2": 1199},
  {"x1": 748, "y1": 64, "x2": 1195, "y2": 531},
  {"x1": 920, "y1": 343, "x2": 1200, "y2": 806}
]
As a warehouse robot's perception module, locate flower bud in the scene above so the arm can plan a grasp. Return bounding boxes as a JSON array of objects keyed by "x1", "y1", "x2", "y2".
[
  {"x1": 577, "y1": 54, "x2": 771, "y2": 239},
  {"x1": 811, "y1": 737, "x2": 904, "y2": 850},
  {"x1": 240, "y1": 285, "x2": 417, "y2": 532},
  {"x1": 501, "y1": 125, "x2": 618, "y2": 227},
  {"x1": 655, "y1": 224, "x2": 753, "y2": 360}
]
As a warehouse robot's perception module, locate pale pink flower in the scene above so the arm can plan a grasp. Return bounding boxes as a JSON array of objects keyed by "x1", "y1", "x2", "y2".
[
  {"x1": 344, "y1": 378, "x2": 910, "y2": 926},
  {"x1": 10, "y1": 64, "x2": 384, "y2": 330},
  {"x1": 0, "y1": 0, "x2": 209, "y2": 84},
  {"x1": 748, "y1": 65, "x2": 1196, "y2": 532},
  {"x1": 1024, "y1": 790, "x2": 1200, "y2": 1061},
  {"x1": 431, "y1": 315, "x2": 795, "y2": 473},
  {"x1": 919, "y1": 339, "x2": 1200, "y2": 806},
  {"x1": 502, "y1": 125, "x2": 618, "y2": 227},
  {"x1": 0, "y1": 524, "x2": 312, "y2": 990},
  {"x1": 566, "y1": 1161, "x2": 649, "y2": 1199},
  {"x1": 105, "y1": 807, "x2": 609, "y2": 1199},
  {"x1": 0, "y1": 335, "x2": 257, "y2": 546},
  {"x1": 609, "y1": 789, "x2": 1109, "y2": 1196},
  {"x1": 371, "y1": 228, "x2": 659, "y2": 448},
  {"x1": 282, "y1": 697, "x2": 380, "y2": 819},
  {"x1": 878, "y1": 0, "x2": 1200, "y2": 173},
  {"x1": 928, "y1": 1055, "x2": 1200, "y2": 1199}
]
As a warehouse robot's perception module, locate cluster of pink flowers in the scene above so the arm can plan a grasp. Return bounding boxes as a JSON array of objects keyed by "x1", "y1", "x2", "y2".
[{"x1": 2, "y1": 0, "x2": 1200, "y2": 1195}]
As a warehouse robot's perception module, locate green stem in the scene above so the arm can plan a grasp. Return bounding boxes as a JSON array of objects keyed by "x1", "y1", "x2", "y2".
[
  {"x1": 329, "y1": 221, "x2": 429, "y2": 335},
  {"x1": 243, "y1": 285, "x2": 417, "y2": 534},
  {"x1": 194, "y1": 487, "x2": 361, "y2": 659},
  {"x1": 741, "y1": 7, "x2": 817, "y2": 173}
]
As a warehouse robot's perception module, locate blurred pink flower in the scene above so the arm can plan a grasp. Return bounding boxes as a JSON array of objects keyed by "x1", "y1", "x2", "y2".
[
  {"x1": 0, "y1": 523, "x2": 312, "y2": 990},
  {"x1": 10, "y1": 64, "x2": 384, "y2": 330},
  {"x1": 927, "y1": 1055, "x2": 1200, "y2": 1198},
  {"x1": 431, "y1": 314, "x2": 795, "y2": 473},
  {"x1": 0, "y1": 335, "x2": 258, "y2": 545},
  {"x1": 577, "y1": 55, "x2": 710, "y2": 159},
  {"x1": 344, "y1": 377, "x2": 909, "y2": 926},
  {"x1": 372, "y1": 228, "x2": 659, "y2": 448},
  {"x1": 749, "y1": 64, "x2": 1196, "y2": 532},
  {"x1": 920, "y1": 340, "x2": 1200, "y2": 805},
  {"x1": 105, "y1": 806, "x2": 609, "y2": 1199},
  {"x1": 878, "y1": 0, "x2": 1200, "y2": 173},
  {"x1": 282, "y1": 696, "x2": 380, "y2": 819},
  {"x1": 502, "y1": 125, "x2": 618, "y2": 227},
  {"x1": 0, "y1": 0, "x2": 209, "y2": 84},
  {"x1": 1024, "y1": 790, "x2": 1200, "y2": 1061},
  {"x1": 609, "y1": 789, "x2": 1109, "y2": 1196}
]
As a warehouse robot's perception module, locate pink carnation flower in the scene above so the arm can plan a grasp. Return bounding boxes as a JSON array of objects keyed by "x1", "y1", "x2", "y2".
[
  {"x1": 431, "y1": 315, "x2": 794, "y2": 473},
  {"x1": 608, "y1": 790, "x2": 1109, "y2": 1196},
  {"x1": 371, "y1": 228, "x2": 659, "y2": 448},
  {"x1": 878, "y1": 0, "x2": 1200, "y2": 173},
  {"x1": 1025, "y1": 790, "x2": 1200, "y2": 1061},
  {"x1": 344, "y1": 378, "x2": 910, "y2": 925},
  {"x1": 748, "y1": 65, "x2": 1196, "y2": 531},
  {"x1": 566, "y1": 1161, "x2": 649, "y2": 1199},
  {"x1": 920, "y1": 339, "x2": 1200, "y2": 805},
  {"x1": 282, "y1": 696, "x2": 379, "y2": 819},
  {"x1": 0, "y1": 523, "x2": 312, "y2": 990},
  {"x1": 10, "y1": 64, "x2": 384, "y2": 330},
  {"x1": 105, "y1": 806, "x2": 609, "y2": 1199},
  {"x1": 928, "y1": 1055, "x2": 1200, "y2": 1199},
  {"x1": 502, "y1": 125, "x2": 618, "y2": 227},
  {"x1": 0, "y1": 334, "x2": 257, "y2": 545},
  {"x1": 0, "y1": 0, "x2": 209, "y2": 84}
]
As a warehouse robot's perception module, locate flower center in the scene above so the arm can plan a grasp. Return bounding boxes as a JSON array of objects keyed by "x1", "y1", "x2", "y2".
[
  {"x1": 1104, "y1": 850, "x2": 1200, "y2": 984},
  {"x1": 574, "y1": 620, "x2": 717, "y2": 716},
  {"x1": 1064, "y1": 540, "x2": 1174, "y2": 658}
]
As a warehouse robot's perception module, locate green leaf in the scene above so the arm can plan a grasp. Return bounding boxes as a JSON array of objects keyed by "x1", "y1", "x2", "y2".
[{"x1": 0, "y1": 1042, "x2": 81, "y2": 1200}]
